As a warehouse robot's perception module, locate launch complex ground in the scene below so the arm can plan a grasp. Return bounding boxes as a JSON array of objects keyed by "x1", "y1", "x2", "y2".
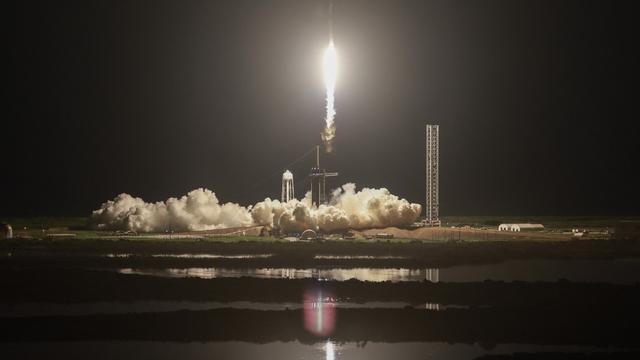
[
  {"x1": 4, "y1": 217, "x2": 638, "y2": 270},
  {"x1": 3, "y1": 217, "x2": 640, "y2": 351},
  {"x1": 4, "y1": 215, "x2": 634, "y2": 242},
  {"x1": 2, "y1": 226, "x2": 640, "y2": 274}
]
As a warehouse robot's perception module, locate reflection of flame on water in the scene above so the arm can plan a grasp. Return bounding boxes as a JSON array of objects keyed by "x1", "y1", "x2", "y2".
[
  {"x1": 304, "y1": 288, "x2": 336, "y2": 337},
  {"x1": 324, "y1": 340, "x2": 335, "y2": 360},
  {"x1": 425, "y1": 303, "x2": 441, "y2": 311},
  {"x1": 116, "y1": 267, "x2": 441, "y2": 282}
]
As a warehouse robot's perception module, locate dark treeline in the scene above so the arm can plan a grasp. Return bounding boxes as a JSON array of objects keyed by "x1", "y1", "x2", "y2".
[
  {"x1": 2, "y1": 269, "x2": 638, "y2": 307},
  {"x1": 2, "y1": 307, "x2": 638, "y2": 346}
]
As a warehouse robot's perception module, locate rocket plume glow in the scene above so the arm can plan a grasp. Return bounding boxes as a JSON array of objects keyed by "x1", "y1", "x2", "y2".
[
  {"x1": 321, "y1": 40, "x2": 337, "y2": 152},
  {"x1": 323, "y1": 40, "x2": 337, "y2": 125}
]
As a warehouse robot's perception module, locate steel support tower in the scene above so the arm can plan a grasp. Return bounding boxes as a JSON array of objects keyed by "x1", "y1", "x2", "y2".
[
  {"x1": 425, "y1": 125, "x2": 440, "y2": 226},
  {"x1": 310, "y1": 145, "x2": 338, "y2": 207}
]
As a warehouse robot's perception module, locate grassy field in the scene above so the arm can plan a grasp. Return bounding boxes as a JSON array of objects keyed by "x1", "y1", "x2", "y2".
[{"x1": 1, "y1": 217, "x2": 88, "y2": 230}]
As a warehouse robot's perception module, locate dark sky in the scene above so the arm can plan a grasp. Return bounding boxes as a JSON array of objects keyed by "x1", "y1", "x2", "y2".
[{"x1": 5, "y1": 0, "x2": 639, "y2": 217}]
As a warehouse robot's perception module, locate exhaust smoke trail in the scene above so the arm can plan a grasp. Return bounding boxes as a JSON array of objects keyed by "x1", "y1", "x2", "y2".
[{"x1": 321, "y1": 19, "x2": 337, "y2": 152}]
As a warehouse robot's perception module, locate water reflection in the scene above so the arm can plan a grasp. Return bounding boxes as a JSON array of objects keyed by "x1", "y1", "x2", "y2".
[
  {"x1": 2, "y1": 341, "x2": 630, "y2": 360},
  {"x1": 426, "y1": 268, "x2": 439, "y2": 282},
  {"x1": 325, "y1": 341, "x2": 335, "y2": 360},
  {"x1": 114, "y1": 259, "x2": 640, "y2": 283},
  {"x1": 151, "y1": 254, "x2": 272, "y2": 259},
  {"x1": 304, "y1": 289, "x2": 336, "y2": 336},
  {"x1": 425, "y1": 303, "x2": 440, "y2": 311},
  {"x1": 116, "y1": 267, "x2": 432, "y2": 282},
  {"x1": 104, "y1": 254, "x2": 272, "y2": 259},
  {"x1": 314, "y1": 255, "x2": 406, "y2": 260}
]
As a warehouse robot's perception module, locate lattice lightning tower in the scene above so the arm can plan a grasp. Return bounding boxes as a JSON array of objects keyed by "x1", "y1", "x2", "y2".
[{"x1": 425, "y1": 125, "x2": 440, "y2": 226}]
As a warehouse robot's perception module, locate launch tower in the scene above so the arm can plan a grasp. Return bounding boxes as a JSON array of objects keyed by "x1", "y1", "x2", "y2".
[{"x1": 310, "y1": 145, "x2": 338, "y2": 207}]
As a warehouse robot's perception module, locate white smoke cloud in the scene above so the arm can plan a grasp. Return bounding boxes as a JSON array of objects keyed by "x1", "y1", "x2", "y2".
[
  {"x1": 90, "y1": 188, "x2": 253, "y2": 232},
  {"x1": 91, "y1": 184, "x2": 422, "y2": 233},
  {"x1": 252, "y1": 183, "x2": 422, "y2": 232}
]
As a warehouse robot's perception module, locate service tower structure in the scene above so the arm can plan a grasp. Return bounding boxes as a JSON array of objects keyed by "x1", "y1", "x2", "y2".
[{"x1": 310, "y1": 145, "x2": 338, "y2": 207}]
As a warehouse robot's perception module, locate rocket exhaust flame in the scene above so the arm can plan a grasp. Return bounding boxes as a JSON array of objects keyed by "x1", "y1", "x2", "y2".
[{"x1": 321, "y1": 39, "x2": 337, "y2": 152}]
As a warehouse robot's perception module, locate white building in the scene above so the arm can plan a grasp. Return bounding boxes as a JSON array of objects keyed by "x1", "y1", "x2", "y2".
[{"x1": 498, "y1": 223, "x2": 545, "y2": 232}]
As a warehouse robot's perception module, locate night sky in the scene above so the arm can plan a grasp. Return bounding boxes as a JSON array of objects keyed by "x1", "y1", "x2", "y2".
[{"x1": 6, "y1": 0, "x2": 639, "y2": 217}]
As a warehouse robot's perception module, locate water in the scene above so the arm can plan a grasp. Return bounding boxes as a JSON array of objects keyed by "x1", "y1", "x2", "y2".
[
  {"x1": 116, "y1": 267, "x2": 433, "y2": 282},
  {"x1": 0, "y1": 341, "x2": 630, "y2": 360},
  {"x1": 114, "y1": 259, "x2": 640, "y2": 283},
  {"x1": 103, "y1": 253, "x2": 272, "y2": 259},
  {"x1": 150, "y1": 253, "x2": 272, "y2": 259},
  {"x1": 5, "y1": 257, "x2": 639, "y2": 357},
  {"x1": 314, "y1": 255, "x2": 407, "y2": 259}
]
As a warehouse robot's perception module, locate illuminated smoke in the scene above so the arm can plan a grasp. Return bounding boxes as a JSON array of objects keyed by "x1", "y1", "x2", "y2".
[
  {"x1": 252, "y1": 183, "x2": 422, "y2": 232},
  {"x1": 321, "y1": 40, "x2": 337, "y2": 152},
  {"x1": 91, "y1": 184, "x2": 421, "y2": 233},
  {"x1": 89, "y1": 188, "x2": 253, "y2": 232}
]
